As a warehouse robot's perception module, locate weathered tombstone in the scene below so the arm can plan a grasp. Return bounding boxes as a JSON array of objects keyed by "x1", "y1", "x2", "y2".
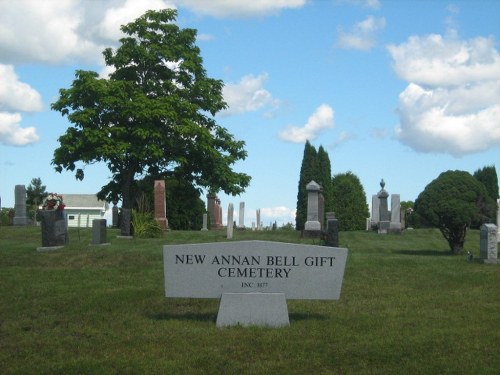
[
  {"x1": 227, "y1": 203, "x2": 234, "y2": 239},
  {"x1": 154, "y1": 180, "x2": 168, "y2": 231},
  {"x1": 377, "y1": 179, "x2": 390, "y2": 234},
  {"x1": 318, "y1": 190, "x2": 325, "y2": 230},
  {"x1": 120, "y1": 208, "x2": 132, "y2": 237},
  {"x1": 256, "y1": 209, "x2": 261, "y2": 231},
  {"x1": 112, "y1": 204, "x2": 119, "y2": 228},
  {"x1": 480, "y1": 224, "x2": 499, "y2": 264},
  {"x1": 212, "y1": 197, "x2": 223, "y2": 230},
  {"x1": 304, "y1": 181, "x2": 321, "y2": 236},
  {"x1": 390, "y1": 194, "x2": 401, "y2": 232},
  {"x1": 497, "y1": 199, "x2": 500, "y2": 243},
  {"x1": 163, "y1": 241, "x2": 348, "y2": 327},
  {"x1": 91, "y1": 219, "x2": 109, "y2": 245},
  {"x1": 325, "y1": 212, "x2": 339, "y2": 247},
  {"x1": 371, "y1": 194, "x2": 380, "y2": 229},
  {"x1": 39, "y1": 210, "x2": 68, "y2": 249},
  {"x1": 207, "y1": 194, "x2": 216, "y2": 230},
  {"x1": 13, "y1": 185, "x2": 28, "y2": 225},
  {"x1": 239, "y1": 202, "x2": 245, "y2": 229},
  {"x1": 201, "y1": 213, "x2": 208, "y2": 231}
]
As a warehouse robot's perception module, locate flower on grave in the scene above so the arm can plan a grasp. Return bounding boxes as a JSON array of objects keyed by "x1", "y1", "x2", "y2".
[{"x1": 42, "y1": 193, "x2": 65, "y2": 211}]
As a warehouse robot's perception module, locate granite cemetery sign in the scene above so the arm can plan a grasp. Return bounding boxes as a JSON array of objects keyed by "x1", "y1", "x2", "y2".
[{"x1": 163, "y1": 241, "x2": 348, "y2": 327}]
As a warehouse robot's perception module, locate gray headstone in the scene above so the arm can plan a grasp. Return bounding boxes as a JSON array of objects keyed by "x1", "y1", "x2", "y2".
[
  {"x1": 227, "y1": 203, "x2": 234, "y2": 239},
  {"x1": 371, "y1": 194, "x2": 380, "y2": 227},
  {"x1": 201, "y1": 213, "x2": 208, "y2": 231},
  {"x1": 480, "y1": 224, "x2": 498, "y2": 263},
  {"x1": 39, "y1": 210, "x2": 68, "y2": 247},
  {"x1": 256, "y1": 209, "x2": 261, "y2": 231},
  {"x1": 91, "y1": 219, "x2": 108, "y2": 245},
  {"x1": 390, "y1": 194, "x2": 401, "y2": 232},
  {"x1": 239, "y1": 202, "x2": 245, "y2": 229},
  {"x1": 13, "y1": 185, "x2": 28, "y2": 225},
  {"x1": 120, "y1": 208, "x2": 132, "y2": 236},
  {"x1": 112, "y1": 205, "x2": 119, "y2": 228},
  {"x1": 304, "y1": 180, "x2": 321, "y2": 232},
  {"x1": 497, "y1": 199, "x2": 500, "y2": 243},
  {"x1": 325, "y1": 212, "x2": 339, "y2": 247}
]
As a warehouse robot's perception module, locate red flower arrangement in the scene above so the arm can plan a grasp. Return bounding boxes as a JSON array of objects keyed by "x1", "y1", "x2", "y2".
[{"x1": 42, "y1": 193, "x2": 65, "y2": 211}]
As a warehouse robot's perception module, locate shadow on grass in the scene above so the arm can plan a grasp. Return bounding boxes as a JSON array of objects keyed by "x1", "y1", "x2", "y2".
[
  {"x1": 392, "y1": 249, "x2": 450, "y2": 256},
  {"x1": 147, "y1": 311, "x2": 328, "y2": 323},
  {"x1": 289, "y1": 312, "x2": 328, "y2": 322},
  {"x1": 147, "y1": 312, "x2": 216, "y2": 322}
]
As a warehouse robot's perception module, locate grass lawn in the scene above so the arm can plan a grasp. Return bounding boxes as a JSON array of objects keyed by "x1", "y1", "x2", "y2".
[{"x1": 0, "y1": 226, "x2": 499, "y2": 374}]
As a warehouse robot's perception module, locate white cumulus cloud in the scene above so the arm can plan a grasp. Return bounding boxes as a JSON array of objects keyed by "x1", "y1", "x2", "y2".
[
  {"x1": 336, "y1": 16, "x2": 386, "y2": 50},
  {"x1": 0, "y1": 0, "x2": 174, "y2": 64},
  {"x1": 221, "y1": 73, "x2": 279, "y2": 116},
  {"x1": 388, "y1": 33, "x2": 500, "y2": 157},
  {"x1": 279, "y1": 104, "x2": 335, "y2": 143},
  {"x1": 0, "y1": 112, "x2": 39, "y2": 146},
  {"x1": 0, "y1": 65, "x2": 43, "y2": 112},
  {"x1": 260, "y1": 206, "x2": 296, "y2": 225}
]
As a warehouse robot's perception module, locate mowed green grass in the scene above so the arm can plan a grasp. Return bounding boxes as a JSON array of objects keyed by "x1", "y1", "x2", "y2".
[{"x1": 0, "y1": 226, "x2": 498, "y2": 375}]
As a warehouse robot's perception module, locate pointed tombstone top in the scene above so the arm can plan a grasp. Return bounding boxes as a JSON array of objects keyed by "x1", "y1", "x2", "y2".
[{"x1": 306, "y1": 180, "x2": 321, "y2": 191}]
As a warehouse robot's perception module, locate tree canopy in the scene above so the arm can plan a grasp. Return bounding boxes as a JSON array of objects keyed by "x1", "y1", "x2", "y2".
[
  {"x1": 414, "y1": 170, "x2": 496, "y2": 254},
  {"x1": 473, "y1": 165, "x2": 499, "y2": 202},
  {"x1": 51, "y1": 9, "x2": 250, "y2": 234},
  {"x1": 331, "y1": 172, "x2": 369, "y2": 231}
]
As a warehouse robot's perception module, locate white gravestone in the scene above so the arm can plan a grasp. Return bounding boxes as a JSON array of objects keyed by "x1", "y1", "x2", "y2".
[
  {"x1": 304, "y1": 180, "x2": 321, "y2": 232},
  {"x1": 497, "y1": 199, "x2": 500, "y2": 243},
  {"x1": 390, "y1": 194, "x2": 401, "y2": 232},
  {"x1": 226, "y1": 203, "x2": 234, "y2": 239},
  {"x1": 239, "y1": 202, "x2": 245, "y2": 229},
  {"x1": 480, "y1": 224, "x2": 499, "y2": 264},
  {"x1": 163, "y1": 241, "x2": 348, "y2": 327}
]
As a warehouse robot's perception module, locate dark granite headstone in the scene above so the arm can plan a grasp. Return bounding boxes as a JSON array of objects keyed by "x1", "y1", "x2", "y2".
[
  {"x1": 120, "y1": 208, "x2": 132, "y2": 236},
  {"x1": 325, "y1": 212, "x2": 339, "y2": 247},
  {"x1": 92, "y1": 219, "x2": 107, "y2": 245},
  {"x1": 40, "y1": 210, "x2": 68, "y2": 247}
]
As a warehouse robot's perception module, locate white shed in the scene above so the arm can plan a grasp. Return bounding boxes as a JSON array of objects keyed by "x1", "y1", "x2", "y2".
[{"x1": 62, "y1": 194, "x2": 108, "y2": 228}]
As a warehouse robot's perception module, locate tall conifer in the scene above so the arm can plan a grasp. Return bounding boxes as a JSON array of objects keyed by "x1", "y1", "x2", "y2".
[{"x1": 295, "y1": 141, "x2": 318, "y2": 230}]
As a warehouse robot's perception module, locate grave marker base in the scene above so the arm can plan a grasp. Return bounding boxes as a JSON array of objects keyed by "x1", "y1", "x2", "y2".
[{"x1": 216, "y1": 293, "x2": 290, "y2": 328}]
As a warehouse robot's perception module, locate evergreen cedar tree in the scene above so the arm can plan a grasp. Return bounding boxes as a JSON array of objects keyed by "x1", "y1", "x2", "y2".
[
  {"x1": 51, "y1": 9, "x2": 250, "y2": 235},
  {"x1": 473, "y1": 165, "x2": 499, "y2": 202},
  {"x1": 331, "y1": 172, "x2": 369, "y2": 231},
  {"x1": 295, "y1": 142, "x2": 367, "y2": 231},
  {"x1": 414, "y1": 170, "x2": 496, "y2": 254}
]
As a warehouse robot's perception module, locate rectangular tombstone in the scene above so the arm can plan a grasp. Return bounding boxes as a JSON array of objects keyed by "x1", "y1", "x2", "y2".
[
  {"x1": 13, "y1": 185, "x2": 28, "y2": 225},
  {"x1": 239, "y1": 202, "x2": 245, "y2": 228},
  {"x1": 371, "y1": 194, "x2": 379, "y2": 228},
  {"x1": 390, "y1": 194, "x2": 401, "y2": 232},
  {"x1": 91, "y1": 219, "x2": 107, "y2": 245},
  {"x1": 480, "y1": 224, "x2": 498, "y2": 263},
  {"x1": 163, "y1": 241, "x2": 348, "y2": 300}
]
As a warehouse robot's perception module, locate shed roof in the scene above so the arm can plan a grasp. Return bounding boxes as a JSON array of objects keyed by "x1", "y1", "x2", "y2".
[{"x1": 62, "y1": 194, "x2": 107, "y2": 209}]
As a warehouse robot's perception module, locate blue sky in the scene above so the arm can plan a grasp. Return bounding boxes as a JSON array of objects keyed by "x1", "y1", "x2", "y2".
[{"x1": 1, "y1": 0, "x2": 499, "y2": 226}]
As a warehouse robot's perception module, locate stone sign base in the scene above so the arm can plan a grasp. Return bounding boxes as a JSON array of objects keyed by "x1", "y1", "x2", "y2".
[
  {"x1": 216, "y1": 293, "x2": 289, "y2": 328},
  {"x1": 36, "y1": 246, "x2": 64, "y2": 252}
]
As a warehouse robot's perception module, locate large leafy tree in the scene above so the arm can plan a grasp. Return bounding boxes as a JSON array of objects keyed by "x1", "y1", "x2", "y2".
[
  {"x1": 331, "y1": 172, "x2": 369, "y2": 231},
  {"x1": 414, "y1": 170, "x2": 495, "y2": 254},
  {"x1": 51, "y1": 9, "x2": 250, "y2": 234}
]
